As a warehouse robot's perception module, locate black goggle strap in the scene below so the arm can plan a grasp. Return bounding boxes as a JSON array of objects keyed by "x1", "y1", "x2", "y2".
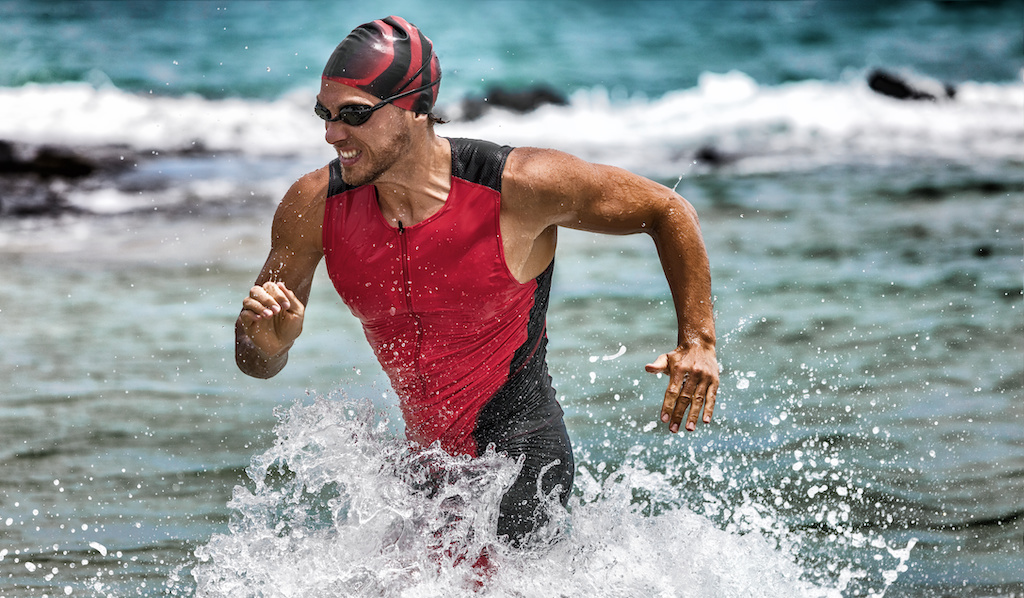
[
  {"x1": 381, "y1": 77, "x2": 440, "y2": 106},
  {"x1": 394, "y1": 57, "x2": 434, "y2": 95},
  {"x1": 315, "y1": 78, "x2": 440, "y2": 122}
]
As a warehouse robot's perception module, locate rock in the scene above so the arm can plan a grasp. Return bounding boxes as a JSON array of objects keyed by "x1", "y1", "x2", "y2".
[
  {"x1": 460, "y1": 85, "x2": 568, "y2": 121},
  {"x1": 867, "y1": 69, "x2": 956, "y2": 101},
  {"x1": 0, "y1": 176, "x2": 83, "y2": 217},
  {"x1": 0, "y1": 140, "x2": 108, "y2": 216},
  {"x1": 0, "y1": 140, "x2": 97, "y2": 178},
  {"x1": 694, "y1": 145, "x2": 736, "y2": 168}
]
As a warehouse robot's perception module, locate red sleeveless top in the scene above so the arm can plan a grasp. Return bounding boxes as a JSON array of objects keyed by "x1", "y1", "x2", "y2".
[{"x1": 321, "y1": 139, "x2": 554, "y2": 456}]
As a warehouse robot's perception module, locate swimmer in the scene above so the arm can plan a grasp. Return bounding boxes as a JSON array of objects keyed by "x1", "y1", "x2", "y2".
[{"x1": 235, "y1": 15, "x2": 718, "y2": 545}]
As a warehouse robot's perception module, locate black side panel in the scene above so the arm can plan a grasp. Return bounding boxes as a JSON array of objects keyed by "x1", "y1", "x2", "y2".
[
  {"x1": 472, "y1": 261, "x2": 572, "y2": 544},
  {"x1": 449, "y1": 138, "x2": 513, "y2": 192},
  {"x1": 473, "y1": 261, "x2": 561, "y2": 447},
  {"x1": 326, "y1": 158, "x2": 354, "y2": 198}
]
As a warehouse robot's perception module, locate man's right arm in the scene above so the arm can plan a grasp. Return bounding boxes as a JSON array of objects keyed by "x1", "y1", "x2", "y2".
[{"x1": 235, "y1": 168, "x2": 328, "y2": 379}]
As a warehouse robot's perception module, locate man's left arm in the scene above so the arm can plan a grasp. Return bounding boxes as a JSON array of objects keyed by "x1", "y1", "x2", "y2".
[
  {"x1": 639, "y1": 190, "x2": 718, "y2": 434},
  {"x1": 504, "y1": 148, "x2": 719, "y2": 433}
]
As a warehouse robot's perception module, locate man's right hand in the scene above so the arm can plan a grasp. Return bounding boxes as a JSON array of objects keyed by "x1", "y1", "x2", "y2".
[{"x1": 238, "y1": 281, "x2": 305, "y2": 360}]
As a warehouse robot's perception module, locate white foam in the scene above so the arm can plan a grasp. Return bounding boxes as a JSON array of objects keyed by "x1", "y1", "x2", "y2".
[
  {"x1": 88, "y1": 541, "x2": 108, "y2": 557},
  {"x1": 185, "y1": 394, "x2": 910, "y2": 598},
  {"x1": 443, "y1": 71, "x2": 1024, "y2": 176},
  {"x1": 1, "y1": 70, "x2": 1019, "y2": 178},
  {"x1": 0, "y1": 83, "x2": 325, "y2": 156}
]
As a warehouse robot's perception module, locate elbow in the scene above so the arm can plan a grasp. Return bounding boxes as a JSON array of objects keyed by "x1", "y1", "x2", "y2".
[
  {"x1": 235, "y1": 340, "x2": 286, "y2": 379},
  {"x1": 672, "y1": 194, "x2": 701, "y2": 226},
  {"x1": 235, "y1": 351, "x2": 282, "y2": 380},
  {"x1": 650, "y1": 194, "x2": 701, "y2": 240},
  {"x1": 236, "y1": 352, "x2": 267, "y2": 379},
  {"x1": 234, "y1": 326, "x2": 282, "y2": 379}
]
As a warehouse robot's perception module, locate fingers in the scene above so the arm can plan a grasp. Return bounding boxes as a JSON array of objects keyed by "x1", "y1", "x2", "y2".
[
  {"x1": 661, "y1": 371, "x2": 698, "y2": 433},
  {"x1": 651, "y1": 349, "x2": 719, "y2": 434},
  {"x1": 242, "y1": 282, "x2": 294, "y2": 320},
  {"x1": 660, "y1": 377, "x2": 685, "y2": 433},
  {"x1": 657, "y1": 353, "x2": 690, "y2": 433},
  {"x1": 702, "y1": 382, "x2": 718, "y2": 424},
  {"x1": 684, "y1": 377, "x2": 712, "y2": 432}
]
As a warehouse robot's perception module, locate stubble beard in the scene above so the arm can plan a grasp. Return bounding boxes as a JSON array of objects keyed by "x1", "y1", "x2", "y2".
[{"x1": 339, "y1": 123, "x2": 413, "y2": 187}]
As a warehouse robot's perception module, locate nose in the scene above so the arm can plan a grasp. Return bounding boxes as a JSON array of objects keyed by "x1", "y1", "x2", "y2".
[{"x1": 324, "y1": 120, "x2": 351, "y2": 145}]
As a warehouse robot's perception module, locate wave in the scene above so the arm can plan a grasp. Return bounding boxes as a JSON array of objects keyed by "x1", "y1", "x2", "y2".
[
  {"x1": 3, "y1": 70, "x2": 1019, "y2": 219},
  {"x1": 1, "y1": 70, "x2": 1020, "y2": 178},
  {"x1": 170, "y1": 394, "x2": 916, "y2": 598}
]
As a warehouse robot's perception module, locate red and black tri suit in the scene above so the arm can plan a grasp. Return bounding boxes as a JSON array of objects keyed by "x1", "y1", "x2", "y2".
[{"x1": 322, "y1": 137, "x2": 573, "y2": 542}]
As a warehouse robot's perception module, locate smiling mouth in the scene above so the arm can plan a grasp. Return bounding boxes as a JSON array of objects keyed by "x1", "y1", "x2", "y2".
[{"x1": 339, "y1": 149, "x2": 359, "y2": 160}]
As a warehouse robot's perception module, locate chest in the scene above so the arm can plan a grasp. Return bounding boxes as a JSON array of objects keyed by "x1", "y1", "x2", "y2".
[{"x1": 323, "y1": 180, "x2": 526, "y2": 325}]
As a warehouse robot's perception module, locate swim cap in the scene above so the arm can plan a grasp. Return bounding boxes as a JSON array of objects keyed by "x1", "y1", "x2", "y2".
[{"x1": 322, "y1": 16, "x2": 441, "y2": 114}]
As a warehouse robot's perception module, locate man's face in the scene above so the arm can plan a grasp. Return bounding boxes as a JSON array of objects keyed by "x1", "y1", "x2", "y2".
[{"x1": 316, "y1": 79, "x2": 412, "y2": 187}]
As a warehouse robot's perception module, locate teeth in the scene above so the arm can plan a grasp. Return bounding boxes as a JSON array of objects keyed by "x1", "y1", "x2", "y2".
[{"x1": 340, "y1": 149, "x2": 359, "y2": 159}]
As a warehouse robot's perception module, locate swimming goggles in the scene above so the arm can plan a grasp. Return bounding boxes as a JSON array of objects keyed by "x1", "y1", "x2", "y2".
[{"x1": 314, "y1": 78, "x2": 440, "y2": 126}]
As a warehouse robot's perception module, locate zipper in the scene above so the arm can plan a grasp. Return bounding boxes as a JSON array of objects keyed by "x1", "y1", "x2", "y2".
[
  {"x1": 397, "y1": 221, "x2": 413, "y2": 313},
  {"x1": 397, "y1": 221, "x2": 426, "y2": 396}
]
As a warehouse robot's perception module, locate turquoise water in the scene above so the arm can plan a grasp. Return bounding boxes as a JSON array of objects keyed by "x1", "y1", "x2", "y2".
[
  {"x1": 2, "y1": 0, "x2": 1021, "y2": 98},
  {"x1": 1, "y1": 1, "x2": 1022, "y2": 596}
]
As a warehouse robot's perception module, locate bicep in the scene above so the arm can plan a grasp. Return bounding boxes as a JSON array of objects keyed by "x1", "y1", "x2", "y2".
[
  {"x1": 252, "y1": 175, "x2": 326, "y2": 305},
  {"x1": 509, "y1": 148, "x2": 690, "y2": 237},
  {"x1": 563, "y1": 164, "x2": 680, "y2": 235}
]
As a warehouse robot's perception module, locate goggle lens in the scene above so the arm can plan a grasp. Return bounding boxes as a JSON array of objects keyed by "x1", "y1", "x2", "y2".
[
  {"x1": 314, "y1": 77, "x2": 440, "y2": 127},
  {"x1": 314, "y1": 102, "x2": 374, "y2": 126}
]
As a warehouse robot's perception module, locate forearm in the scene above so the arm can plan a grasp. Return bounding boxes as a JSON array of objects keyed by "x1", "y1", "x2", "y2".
[{"x1": 650, "y1": 198, "x2": 716, "y2": 350}]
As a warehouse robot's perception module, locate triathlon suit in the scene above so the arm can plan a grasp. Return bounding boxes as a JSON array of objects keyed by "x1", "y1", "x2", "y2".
[{"x1": 322, "y1": 137, "x2": 573, "y2": 543}]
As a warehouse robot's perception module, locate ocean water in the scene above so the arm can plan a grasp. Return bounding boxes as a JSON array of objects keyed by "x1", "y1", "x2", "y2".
[{"x1": 1, "y1": 1, "x2": 1022, "y2": 596}]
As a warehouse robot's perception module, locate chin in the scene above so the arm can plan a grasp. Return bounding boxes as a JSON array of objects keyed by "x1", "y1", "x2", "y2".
[{"x1": 339, "y1": 164, "x2": 376, "y2": 187}]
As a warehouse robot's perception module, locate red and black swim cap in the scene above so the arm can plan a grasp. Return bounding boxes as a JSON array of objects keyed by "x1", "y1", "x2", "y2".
[{"x1": 322, "y1": 16, "x2": 441, "y2": 114}]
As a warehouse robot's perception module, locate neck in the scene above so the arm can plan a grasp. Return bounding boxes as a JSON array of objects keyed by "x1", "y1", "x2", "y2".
[{"x1": 374, "y1": 130, "x2": 451, "y2": 227}]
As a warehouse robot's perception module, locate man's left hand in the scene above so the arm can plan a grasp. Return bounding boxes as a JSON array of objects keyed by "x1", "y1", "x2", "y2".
[{"x1": 645, "y1": 345, "x2": 719, "y2": 433}]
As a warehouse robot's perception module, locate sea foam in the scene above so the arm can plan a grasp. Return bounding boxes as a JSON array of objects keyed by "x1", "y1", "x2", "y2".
[
  {"x1": 177, "y1": 394, "x2": 911, "y2": 598},
  {"x1": 2, "y1": 70, "x2": 1020, "y2": 178}
]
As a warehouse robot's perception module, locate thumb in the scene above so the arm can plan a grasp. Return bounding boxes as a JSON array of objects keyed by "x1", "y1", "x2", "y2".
[{"x1": 645, "y1": 353, "x2": 669, "y2": 373}]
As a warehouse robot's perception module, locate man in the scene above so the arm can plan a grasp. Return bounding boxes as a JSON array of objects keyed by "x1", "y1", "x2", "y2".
[{"x1": 236, "y1": 16, "x2": 718, "y2": 545}]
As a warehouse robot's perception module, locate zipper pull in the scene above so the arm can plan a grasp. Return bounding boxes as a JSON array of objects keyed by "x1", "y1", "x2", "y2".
[{"x1": 398, "y1": 220, "x2": 404, "y2": 233}]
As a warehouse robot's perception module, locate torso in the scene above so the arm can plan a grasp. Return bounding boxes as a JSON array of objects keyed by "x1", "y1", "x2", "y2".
[
  {"x1": 292, "y1": 139, "x2": 556, "y2": 286},
  {"x1": 319, "y1": 138, "x2": 561, "y2": 456}
]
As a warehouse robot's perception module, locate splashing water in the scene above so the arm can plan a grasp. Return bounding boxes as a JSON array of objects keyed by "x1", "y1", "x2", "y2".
[{"x1": 170, "y1": 392, "x2": 912, "y2": 598}]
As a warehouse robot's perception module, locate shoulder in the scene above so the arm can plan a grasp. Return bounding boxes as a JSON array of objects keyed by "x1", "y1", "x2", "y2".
[
  {"x1": 284, "y1": 164, "x2": 330, "y2": 211},
  {"x1": 271, "y1": 164, "x2": 331, "y2": 251},
  {"x1": 280, "y1": 165, "x2": 329, "y2": 218},
  {"x1": 447, "y1": 138, "x2": 513, "y2": 191}
]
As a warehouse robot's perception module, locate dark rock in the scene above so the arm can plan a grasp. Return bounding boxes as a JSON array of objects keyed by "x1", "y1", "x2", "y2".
[
  {"x1": 1, "y1": 140, "x2": 119, "y2": 217},
  {"x1": 0, "y1": 176, "x2": 84, "y2": 217},
  {"x1": 867, "y1": 69, "x2": 956, "y2": 101},
  {"x1": 0, "y1": 139, "x2": 14, "y2": 164},
  {"x1": 461, "y1": 85, "x2": 568, "y2": 121},
  {"x1": 694, "y1": 145, "x2": 736, "y2": 167},
  {"x1": 0, "y1": 140, "x2": 97, "y2": 178}
]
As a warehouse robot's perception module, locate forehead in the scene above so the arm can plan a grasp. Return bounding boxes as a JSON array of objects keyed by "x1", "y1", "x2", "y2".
[{"x1": 317, "y1": 79, "x2": 379, "y2": 106}]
